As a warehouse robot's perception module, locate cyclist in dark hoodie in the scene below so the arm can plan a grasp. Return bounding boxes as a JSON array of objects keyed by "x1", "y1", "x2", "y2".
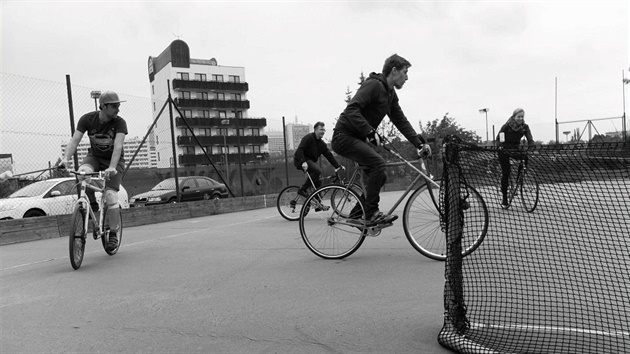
[{"x1": 331, "y1": 54, "x2": 430, "y2": 227}]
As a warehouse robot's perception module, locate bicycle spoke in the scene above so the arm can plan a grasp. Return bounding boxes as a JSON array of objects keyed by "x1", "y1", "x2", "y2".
[{"x1": 299, "y1": 186, "x2": 366, "y2": 259}]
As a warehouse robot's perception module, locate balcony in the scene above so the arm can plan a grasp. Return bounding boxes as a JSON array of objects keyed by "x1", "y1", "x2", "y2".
[
  {"x1": 173, "y1": 79, "x2": 249, "y2": 92},
  {"x1": 177, "y1": 135, "x2": 268, "y2": 146},
  {"x1": 179, "y1": 152, "x2": 269, "y2": 165},
  {"x1": 174, "y1": 98, "x2": 250, "y2": 110},
  {"x1": 175, "y1": 117, "x2": 266, "y2": 128}
]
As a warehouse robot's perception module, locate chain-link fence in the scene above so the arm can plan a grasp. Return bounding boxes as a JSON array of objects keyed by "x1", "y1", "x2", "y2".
[
  {"x1": 1, "y1": 72, "x2": 441, "y2": 220},
  {"x1": 0, "y1": 73, "x2": 323, "y2": 219}
]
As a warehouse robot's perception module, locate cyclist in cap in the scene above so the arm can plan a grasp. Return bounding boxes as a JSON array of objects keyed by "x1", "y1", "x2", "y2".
[{"x1": 59, "y1": 91, "x2": 128, "y2": 251}]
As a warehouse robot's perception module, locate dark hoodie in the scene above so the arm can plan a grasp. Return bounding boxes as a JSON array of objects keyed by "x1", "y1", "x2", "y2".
[{"x1": 334, "y1": 72, "x2": 424, "y2": 145}]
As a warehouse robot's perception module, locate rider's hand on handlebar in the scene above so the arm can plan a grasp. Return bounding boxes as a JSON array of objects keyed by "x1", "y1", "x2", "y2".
[
  {"x1": 56, "y1": 156, "x2": 69, "y2": 171},
  {"x1": 366, "y1": 130, "x2": 381, "y2": 147},
  {"x1": 417, "y1": 144, "x2": 432, "y2": 158},
  {"x1": 301, "y1": 162, "x2": 308, "y2": 171},
  {"x1": 103, "y1": 167, "x2": 118, "y2": 180},
  {"x1": 335, "y1": 165, "x2": 345, "y2": 173}
]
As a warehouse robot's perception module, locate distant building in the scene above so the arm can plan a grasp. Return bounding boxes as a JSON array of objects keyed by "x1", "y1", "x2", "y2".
[
  {"x1": 61, "y1": 136, "x2": 158, "y2": 169},
  {"x1": 266, "y1": 130, "x2": 286, "y2": 155},
  {"x1": 285, "y1": 123, "x2": 311, "y2": 150},
  {"x1": 148, "y1": 40, "x2": 268, "y2": 167}
]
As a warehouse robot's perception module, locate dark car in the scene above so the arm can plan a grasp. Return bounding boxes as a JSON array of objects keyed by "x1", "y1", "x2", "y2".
[{"x1": 130, "y1": 176, "x2": 228, "y2": 207}]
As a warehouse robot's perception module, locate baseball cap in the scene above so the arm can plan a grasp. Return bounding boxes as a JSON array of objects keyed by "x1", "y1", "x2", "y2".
[{"x1": 99, "y1": 91, "x2": 126, "y2": 106}]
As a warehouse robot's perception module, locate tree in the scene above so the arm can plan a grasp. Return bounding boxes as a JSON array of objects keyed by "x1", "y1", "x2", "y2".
[{"x1": 420, "y1": 113, "x2": 482, "y2": 146}]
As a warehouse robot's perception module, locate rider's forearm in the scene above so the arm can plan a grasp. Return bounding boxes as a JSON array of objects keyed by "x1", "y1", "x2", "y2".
[
  {"x1": 109, "y1": 146, "x2": 123, "y2": 169},
  {"x1": 64, "y1": 140, "x2": 78, "y2": 161}
]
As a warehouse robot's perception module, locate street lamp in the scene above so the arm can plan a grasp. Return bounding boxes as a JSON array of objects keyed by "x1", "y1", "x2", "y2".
[
  {"x1": 478, "y1": 108, "x2": 489, "y2": 142},
  {"x1": 90, "y1": 91, "x2": 101, "y2": 111},
  {"x1": 563, "y1": 131, "x2": 571, "y2": 143}
]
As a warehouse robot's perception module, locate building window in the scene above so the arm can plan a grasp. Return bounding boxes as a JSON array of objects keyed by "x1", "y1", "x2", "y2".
[
  {"x1": 234, "y1": 111, "x2": 243, "y2": 118},
  {"x1": 182, "y1": 110, "x2": 192, "y2": 118},
  {"x1": 251, "y1": 145, "x2": 261, "y2": 153},
  {"x1": 152, "y1": 85, "x2": 154, "y2": 94},
  {"x1": 229, "y1": 75, "x2": 240, "y2": 83},
  {"x1": 197, "y1": 92, "x2": 208, "y2": 100},
  {"x1": 218, "y1": 128, "x2": 228, "y2": 136},
  {"x1": 153, "y1": 102, "x2": 156, "y2": 112},
  {"x1": 199, "y1": 128, "x2": 211, "y2": 136},
  {"x1": 236, "y1": 128, "x2": 244, "y2": 136},
  {"x1": 177, "y1": 72, "x2": 190, "y2": 80},
  {"x1": 195, "y1": 73, "x2": 207, "y2": 81},
  {"x1": 201, "y1": 110, "x2": 210, "y2": 118},
  {"x1": 212, "y1": 74, "x2": 224, "y2": 82},
  {"x1": 251, "y1": 128, "x2": 260, "y2": 136},
  {"x1": 179, "y1": 91, "x2": 191, "y2": 99},
  {"x1": 217, "y1": 92, "x2": 225, "y2": 100},
  {"x1": 184, "y1": 146, "x2": 195, "y2": 155},
  {"x1": 231, "y1": 93, "x2": 241, "y2": 101},
  {"x1": 218, "y1": 111, "x2": 227, "y2": 118},
  {"x1": 181, "y1": 128, "x2": 191, "y2": 136}
]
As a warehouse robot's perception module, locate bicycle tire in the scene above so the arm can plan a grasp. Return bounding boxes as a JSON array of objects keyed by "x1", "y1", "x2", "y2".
[
  {"x1": 299, "y1": 185, "x2": 366, "y2": 259},
  {"x1": 520, "y1": 169, "x2": 539, "y2": 213},
  {"x1": 277, "y1": 185, "x2": 307, "y2": 221},
  {"x1": 101, "y1": 206, "x2": 122, "y2": 255},
  {"x1": 403, "y1": 180, "x2": 488, "y2": 261},
  {"x1": 69, "y1": 203, "x2": 87, "y2": 270},
  {"x1": 329, "y1": 182, "x2": 363, "y2": 217}
]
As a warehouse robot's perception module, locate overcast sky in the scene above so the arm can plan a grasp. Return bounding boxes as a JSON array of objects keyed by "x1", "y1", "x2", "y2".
[{"x1": 2, "y1": 0, "x2": 629, "y2": 146}]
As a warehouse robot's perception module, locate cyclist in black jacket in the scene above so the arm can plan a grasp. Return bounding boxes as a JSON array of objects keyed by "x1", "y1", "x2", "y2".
[
  {"x1": 293, "y1": 122, "x2": 342, "y2": 196},
  {"x1": 331, "y1": 54, "x2": 430, "y2": 226},
  {"x1": 497, "y1": 108, "x2": 535, "y2": 208}
]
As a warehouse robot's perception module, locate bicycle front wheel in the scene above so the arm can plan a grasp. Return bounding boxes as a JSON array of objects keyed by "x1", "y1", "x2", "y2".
[
  {"x1": 69, "y1": 204, "x2": 87, "y2": 270},
  {"x1": 101, "y1": 206, "x2": 122, "y2": 255},
  {"x1": 403, "y1": 180, "x2": 488, "y2": 261},
  {"x1": 277, "y1": 186, "x2": 307, "y2": 221},
  {"x1": 520, "y1": 170, "x2": 539, "y2": 213},
  {"x1": 299, "y1": 185, "x2": 366, "y2": 259}
]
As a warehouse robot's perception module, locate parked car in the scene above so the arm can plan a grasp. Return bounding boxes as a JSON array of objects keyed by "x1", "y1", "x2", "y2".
[
  {"x1": 0, "y1": 177, "x2": 130, "y2": 220},
  {"x1": 130, "y1": 176, "x2": 229, "y2": 207}
]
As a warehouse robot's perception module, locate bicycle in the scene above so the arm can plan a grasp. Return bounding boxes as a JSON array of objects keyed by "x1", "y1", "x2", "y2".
[
  {"x1": 298, "y1": 137, "x2": 489, "y2": 261},
  {"x1": 276, "y1": 169, "x2": 361, "y2": 221},
  {"x1": 67, "y1": 170, "x2": 123, "y2": 270},
  {"x1": 500, "y1": 149, "x2": 539, "y2": 213}
]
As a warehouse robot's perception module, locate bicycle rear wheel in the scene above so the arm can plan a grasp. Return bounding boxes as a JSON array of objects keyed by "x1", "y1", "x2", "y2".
[
  {"x1": 69, "y1": 204, "x2": 87, "y2": 270},
  {"x1": 299, "y1": 185, "x2": 366, "y2": 259},
  {"x1": 277, "y1": 186, "x2": 307, "y2": 221},
  {"x1": 101, "y1": 206, "x2": 122, "y2": 255},
  {"x1": 403, "y1": 180, "x2": 488, "y2": 261},
  {"x1": 520, "y1": 169, "x2": 539, "y2": 213}
]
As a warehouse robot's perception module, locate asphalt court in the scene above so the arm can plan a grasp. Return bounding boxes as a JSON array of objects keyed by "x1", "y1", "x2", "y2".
[{"x1": 1, "y1": 190, "x2": 453, "y2": 353}]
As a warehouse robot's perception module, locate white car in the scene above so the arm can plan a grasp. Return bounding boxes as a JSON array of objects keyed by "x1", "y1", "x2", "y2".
[{"x1": 0, "y1": 177, "x2": 129, "y2": 220}]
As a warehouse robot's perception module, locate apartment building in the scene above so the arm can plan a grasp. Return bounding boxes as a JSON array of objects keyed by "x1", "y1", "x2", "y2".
[{"x1": 148, "y1": 40, "x2": 268, "y2": 167}]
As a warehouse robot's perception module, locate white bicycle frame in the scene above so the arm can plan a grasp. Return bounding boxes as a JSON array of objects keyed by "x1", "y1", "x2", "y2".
[{"x1": 70, "y1": 171, "x2": 108, "y2": 239}]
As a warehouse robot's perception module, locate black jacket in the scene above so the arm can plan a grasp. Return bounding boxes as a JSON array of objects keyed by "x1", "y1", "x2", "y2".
[
  {"x1": 334, "y1": 72, "x2": 424, "y2": 146},
  {"x1": 293, "y1": 133, "x2": 340, "y2": 169}
]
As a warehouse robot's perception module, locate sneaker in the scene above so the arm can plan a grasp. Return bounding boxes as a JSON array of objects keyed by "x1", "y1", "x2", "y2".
[
  {"x1": 107, "y1": 231, "x2": 118, "y2": 251},
  {"x1": 368, "y1": 211, "x2": 398, "y2": 227}
]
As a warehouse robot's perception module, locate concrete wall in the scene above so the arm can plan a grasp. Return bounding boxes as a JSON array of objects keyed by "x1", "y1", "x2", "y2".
[{"x1": 0, "y1": 194, "x2": 278, "y2": 246}]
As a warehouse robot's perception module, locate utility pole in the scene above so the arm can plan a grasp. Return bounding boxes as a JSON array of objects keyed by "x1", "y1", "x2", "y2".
[{"x1": 479, "y1": 108, "x2": 489, "y2": 142}]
